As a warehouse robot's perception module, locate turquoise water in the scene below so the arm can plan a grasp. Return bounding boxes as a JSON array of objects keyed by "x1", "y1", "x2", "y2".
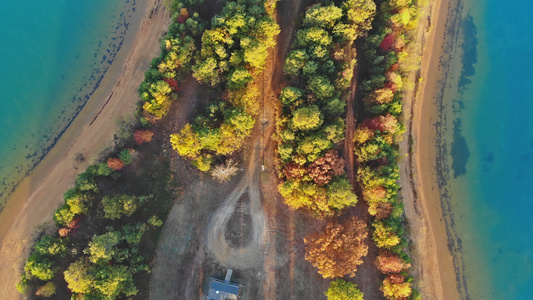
[
  {"x1": 441, "y1": 0, "x2": 533, "y2": 298},
  {"x1": 0, "y1": 0, "x2": 139, "y2": 208}
]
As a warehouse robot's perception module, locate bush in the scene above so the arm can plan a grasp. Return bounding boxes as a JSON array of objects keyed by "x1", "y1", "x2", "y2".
[
  {"x1": 35, "y1": 282, "x2": 56, "y2": 298},
  {"x1": 325, "y1": 279, "x2": 364, "y2": 300}
]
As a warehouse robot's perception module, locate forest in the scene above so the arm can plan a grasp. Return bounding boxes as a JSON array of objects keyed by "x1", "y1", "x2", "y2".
[{"x1": 17, "y1": 0, "x2": 425, "y2": 298}]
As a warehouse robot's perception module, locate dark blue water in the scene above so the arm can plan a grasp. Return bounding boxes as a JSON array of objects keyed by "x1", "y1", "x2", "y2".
[
  {"x1": 0, "y1": 0, "x2": 138, "y2": 208},
  {"x1": 445, "y1": 0, "x2": 533, "y2": 298}
]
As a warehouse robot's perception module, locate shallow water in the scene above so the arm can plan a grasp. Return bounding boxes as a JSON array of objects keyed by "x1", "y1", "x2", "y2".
[
  {"x1": 439, "y1": 0, "x2": 533, "y2": 298},
  {"x1": 0, "y1": 0, "x2": 139, "y2": 209}
]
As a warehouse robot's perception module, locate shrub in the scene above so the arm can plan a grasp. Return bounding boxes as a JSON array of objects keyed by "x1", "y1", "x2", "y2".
[
  {"x1": 107, "y1": 158, "x2": 125, "y2": 171},
  {"x1": 381, "y1": 277, "x2": 412, "y2": 299},
  {"x1": 325, "y1": 279, "x2": 364, "y2": 300},
  {"x1": 35, "y1": 282, "x2": 56, "y2": 298},
  {"x1": 134, "y1": 129, "x2": 154, "y2": 144}
]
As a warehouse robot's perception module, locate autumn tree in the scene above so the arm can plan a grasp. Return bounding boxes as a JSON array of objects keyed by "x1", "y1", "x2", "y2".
[
  {"x1": 170, "y1": 123, "x2": 202, "y2": 159},
  {"x1": 107, "y1": 158, "x2": 125, "y2": 171},
  {"x1": 375, "y1": 250, "x2": 412, "y2": 274},
  {"x1": 307, "y1": 150, "x2": 345, "y2": 185},
  {"x1": 325, "y1": 279, "x2": 364, "y2": 300},
  {"x1": 134, "y1": 129, "x2": 154, "y2": 144},
  {"x1": 304, "y1": 217, "x2": 368, "y2": 278},
  {"x1": 381, "y1": 276, "x2": 413, "y2": 299}
]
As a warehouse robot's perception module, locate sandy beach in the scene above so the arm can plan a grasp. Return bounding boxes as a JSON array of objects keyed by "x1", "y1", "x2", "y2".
[
  {"x1": 399, "y1": 0, "x2": 464, "y2": 298},
  {"x1": 0, "y1": 0, "x2": 171, "y2": 297}
]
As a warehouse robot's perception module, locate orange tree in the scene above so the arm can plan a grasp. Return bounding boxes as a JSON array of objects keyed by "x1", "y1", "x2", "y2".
[{"x1": 304, "y1": 217, "x2": 368, "y2": 278}]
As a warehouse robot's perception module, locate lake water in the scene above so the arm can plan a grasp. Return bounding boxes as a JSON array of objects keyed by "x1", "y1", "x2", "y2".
[
  {"x1": 0, "y1": 0, "x2": 140, "y2": 209},
  {"x1": 438, "y1": 0, "x2": 533, "y2": 298}
]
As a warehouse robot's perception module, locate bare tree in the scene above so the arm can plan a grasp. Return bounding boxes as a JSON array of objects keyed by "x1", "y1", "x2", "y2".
[{"x1": 211, "y1": 159, "x2": 239, "y2": 182}]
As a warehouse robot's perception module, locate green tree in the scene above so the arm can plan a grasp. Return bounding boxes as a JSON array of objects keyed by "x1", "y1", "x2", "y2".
[
  {"x1": 342, "y1": 0, "x2": 376, "y2": 37},
  {"x1": 102, "y1": 194, "x2": 148, "y2": 220},
  {"x1": 372, "y1": 220, "x2": 401, "y2": 249},
  {"x1": 192, "y1": 57, "x2": 220, "y2": 86},
  {"x1": 34, "y1": 235, "x2": 68, "y2": 257},
  {"x1": 64, "y1": 259, "x2": 93, "y2": 294},
  {"x1": 280, "y1": 87, "x2": 304, "y2": 106},
  {"x1": 284, "y1": 49, "x2": 308, "y2": 77},
  {"x1": 304, "y1": 5, "x2": 343, "y2": 29},
  {"x1": 24, "y1": 254, "x2": 56, "y2": 281},
  {"x1": 118, "y1": 149, "x2": 134, "y2": 165},
  {"x1": 308, "y1": 76, "x2": 335, "y2": 100},
  {"x1": 296, "y1": 27, "x2": 332, "y2": 47},
  {"x1": 148, "y1": 215, "x2": 163, "y2": 227},
  {"x1": 326, "y1": 177, "x2": 358, "y2": 210},
  {"x1": 291, "y1": 105, "x2": 323, "y2": 131},
  {"x1": 228, "y1": 67, "x2": 252, "y2": 90},
  {"x1": 85, "y1": 232, "x2": 121, "y2": 264},
  {"x1": 53, "y1": 204, "x2": 76, "y2": 227},
  {"x1": 92, "y1": 264, "x2": 138, "y2": 298},
  {"x1": 325, "y1": 279, "x2": 364, "y2": 300},
  {"x1": 35, "y1": 282, "x2": 57, "y2": 298}
]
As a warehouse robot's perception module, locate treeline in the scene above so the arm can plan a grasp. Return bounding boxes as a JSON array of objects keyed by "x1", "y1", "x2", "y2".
[
  {"x1": 354, "y1": 0, "x2": 423, "y2": 298},
  {"x1": 17, "y1": 129, "x2": 169, "y2": 298},
  {"x1": 170, "y1": 0, "x2": 279, "y2": 173},
  {"x1": 275, "y1": 0, "x2": 376, "y2": 299},
  {"x1": 139, "y1": 1, "x2": 206, "y2": 119},
  {"x1": 276, "y1": 0, "x2": 375, "y2": 218},
  {"x1": 16, "y1": 0, "x2": 203, "y2": 296}
]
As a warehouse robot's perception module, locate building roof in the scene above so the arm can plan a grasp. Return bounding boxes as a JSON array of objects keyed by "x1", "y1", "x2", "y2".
[{"x1": 207, "y1": 278, "x2": 243, "y2": 300}]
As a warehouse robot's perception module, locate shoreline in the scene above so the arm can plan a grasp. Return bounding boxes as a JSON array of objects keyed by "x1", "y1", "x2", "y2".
[
  {"x1": 0, "y1": 0, "x2": 171, "y2": 297},
  {"x1": 0, "y1": 2, "x2": 137, "y2": 212},
  {"x1": 400, "y1": 0, "x2": 464, "y2": 298}
]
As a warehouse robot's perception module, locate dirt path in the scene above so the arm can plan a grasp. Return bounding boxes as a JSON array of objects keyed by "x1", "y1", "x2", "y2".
[
  {"x1": 149, "y1": 1, "x2": 348, "y2": 299},
  {"x1": 207, "y1": 134, "x2": 269, "y2": 268},
  {"x1": 345, "y1": 50, "x2": 358, "y2": 189}
]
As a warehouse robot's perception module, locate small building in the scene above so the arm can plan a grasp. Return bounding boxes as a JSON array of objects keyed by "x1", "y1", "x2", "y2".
[{"x1": 206, "y1": 269, "x2": 245, "y2": 300}]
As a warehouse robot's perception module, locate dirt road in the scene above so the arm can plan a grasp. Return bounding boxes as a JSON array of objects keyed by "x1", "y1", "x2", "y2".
[{"x1": 207, "y1": 137, "x2": 269, "y2": 269}]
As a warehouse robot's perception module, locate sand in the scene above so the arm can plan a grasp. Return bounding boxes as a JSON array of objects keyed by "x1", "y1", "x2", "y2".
[
  {"x1": 399, "y1": 0, "x2": 463, "y2": 298},
  {"x1": 0, "y1": 0, "x2": 171, "y2": 297}
]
